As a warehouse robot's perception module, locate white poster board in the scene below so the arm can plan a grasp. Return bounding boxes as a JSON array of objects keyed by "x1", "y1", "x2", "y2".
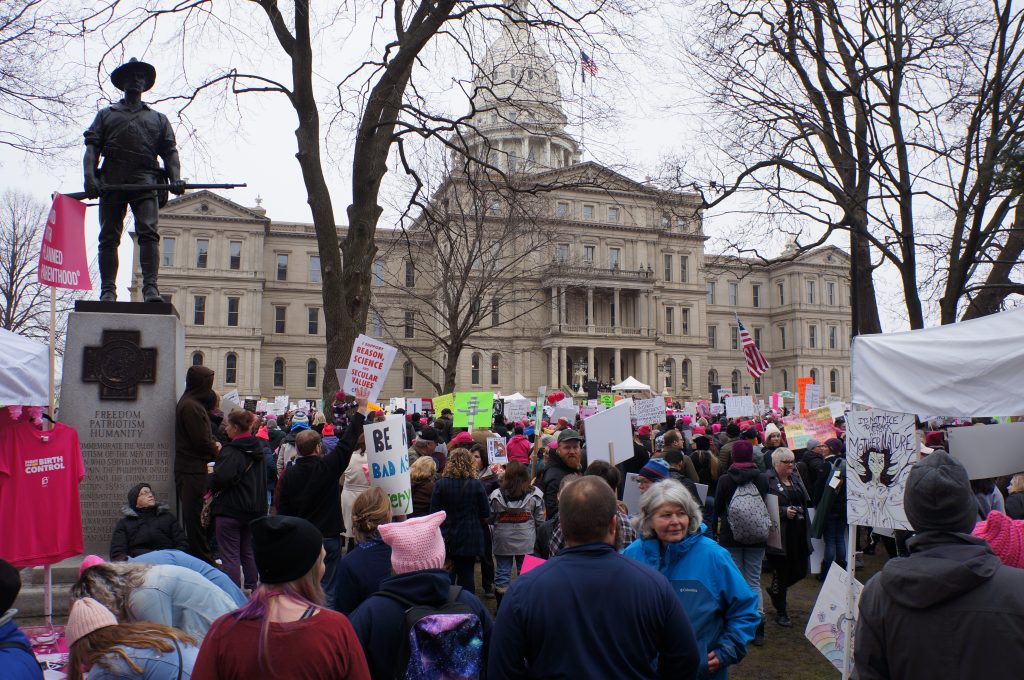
[
  {"x1": 807, "y1": 508, "x2": 826, "y2": 574},
  {"x1": 505, "y1": 399, "x2": 531, "y2": 423},
  {"x1": 682, "y1": 402, "x2": 697, "y2": 416},
  {"x1": 724, "y1": 395, "x2": 755, "y2": 418},
  {"x1": 273, "y1": 395, "x2": 289, "y2": 412},
  {"x1": 710, "y1": 403, "x2": 724, "y2": 416},
  {"x1": 805, "y1": 563, "x2": 864, "y2": 672},
  {"x1": 694, "y1": 482, "x2": 708, "y2": 505},
  {"x1": 406, "y1": 398, "x2": 423, "y2": 414},
  {"x1": 584, "y1": 402, "x2": 634, "y2": 466},
  {"x1": 766, "y1": 494, "x2": 782, "y2": 551},
  {"x1": 717, "y1": 389, "x2": 733, "y2": 402},
  {"x1": 343, "y1": 334, "x2": 398, "y2": 403},
  {"x1": 948, "y1": 423, "x2": 1024, "y2": 480},
  {"x1": 829, "y1": 401, "x2": 847, "y2": 420},
  {"x1": 623, "y1": 472, "x2": 642, "y2": 516},
  {"x1": 805, "y1": 385, "x2": 822, "y2": 411},
  {"x1": 487, "y1": 436, "x2": 509, "y2": 465},
  {"x1": 550, "y1": 405, "x2": 579, "y2": 423},
  {"x1": 365, "y1": 414, "x2": 412, "y2": 514},
  {"x1": 634, "y1": 397, "x2": 667, "y2": 426},
  {"x1": 845, "y1": 410, "x2": 917, "y2": 530}
]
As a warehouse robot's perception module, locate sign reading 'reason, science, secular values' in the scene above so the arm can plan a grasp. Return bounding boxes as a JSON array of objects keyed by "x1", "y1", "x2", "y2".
[{"x1": 343, "y1": 334, "x2": 398, "y2": 404}]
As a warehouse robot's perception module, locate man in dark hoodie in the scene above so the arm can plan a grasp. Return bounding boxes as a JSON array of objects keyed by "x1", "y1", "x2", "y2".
[
  {"x1": 854, "y1": 451, "x2": 1024, "y2": 678},
  {"x1": 174, "y1": 365, "x2": 220, "y2": 562},
  {"x1": 109, "y1": 483, "x2": 187, "y2": 560},
  {"x1": 277, "y1": 397, "x2": 367, "y2": 610},
  {"x1": 538, "y1": 429, "x2": 584, "y2": 518}
]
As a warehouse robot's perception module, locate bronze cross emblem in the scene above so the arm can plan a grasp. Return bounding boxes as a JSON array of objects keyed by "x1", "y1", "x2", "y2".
[{"x1": 82, "y1": 330, "x2": 157, "y2": 400}]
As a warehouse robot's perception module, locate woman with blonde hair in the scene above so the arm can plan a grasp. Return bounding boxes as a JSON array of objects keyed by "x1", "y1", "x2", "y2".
[
  {"x1": 66, "y1": 597, "x2": 198, "y2": 680},
  {"x1": 192, "y1": 515, "x2": 370, "y2": 679},
  {"x1": 1006, "y1": 473, "x2": 1024, "y2": 520},
  {"x1": 430, "y1": 448, "x2": 490, "y2": 594},
  {"x1": 332, "y1": 487, "x2": 393, "y2": 615},
  {"x1": 409, "y1": 455, "x2": 437, "y2": 518}
]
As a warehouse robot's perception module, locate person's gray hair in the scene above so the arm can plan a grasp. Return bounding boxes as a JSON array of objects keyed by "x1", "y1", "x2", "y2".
[
  {"x1": 633, "y1": 480, "x2": 703, "y2": 540},
  {"x1": 772, "y1": 447, "x2": 796, "y2": 467}
]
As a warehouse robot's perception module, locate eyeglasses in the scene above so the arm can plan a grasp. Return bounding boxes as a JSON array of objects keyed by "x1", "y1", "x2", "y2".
[{"x1": 780, "y1": 460, "x2": 796, "y2": 465}]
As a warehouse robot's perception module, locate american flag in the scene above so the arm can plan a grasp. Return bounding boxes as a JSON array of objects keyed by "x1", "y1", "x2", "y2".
[
  {"x1": 737, "y1": 315, "x2": 771, "y2": 378},
  {"x1": 581, "y1": 51, "x2": 599, "y2": 80}
]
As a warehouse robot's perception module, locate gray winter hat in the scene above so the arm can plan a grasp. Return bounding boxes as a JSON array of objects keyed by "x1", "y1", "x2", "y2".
[{"x1": 903, "y1": 450, "x2": 977, "y2": 534}]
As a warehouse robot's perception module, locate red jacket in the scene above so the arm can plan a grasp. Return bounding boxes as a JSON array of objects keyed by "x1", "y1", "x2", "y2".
[{"x1": 506, "y1": 434, "x2": 532, "y2": 464}]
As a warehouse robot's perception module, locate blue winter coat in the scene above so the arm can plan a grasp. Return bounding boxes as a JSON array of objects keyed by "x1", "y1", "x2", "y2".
[
  {"x1": 0, "y1": 617, "x2": 42, "y2": 680},
  {"x1": 430, "y1": 477, "x2": 490, "y2": 556},
  {"x1": 331, "y1": 536, "x2": 392, "y2": 615},
  {"x1": 488, "y1": 543, "x2": 701, "y2": 680},
  {"x1": 85, "y1": 642, "x2": 199, "y2": 680},
  {"x1": 623, "y1": 527, "x2": 759, "y2": 679},
  {"x1": 130, "y1": 549, "x2": 248, "y2": 607},
  {"x1": 348, "y1": 568, "x2": 493, "y2": 679}
]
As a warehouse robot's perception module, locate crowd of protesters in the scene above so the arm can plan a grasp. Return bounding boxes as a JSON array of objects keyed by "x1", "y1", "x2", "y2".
[{"x1": 5, "y1": 374, "x2": 1024, "y2": 679}]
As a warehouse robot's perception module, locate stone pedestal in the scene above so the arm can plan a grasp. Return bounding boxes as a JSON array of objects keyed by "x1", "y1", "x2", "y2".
[{"x1": 61, "y1": 301, "x2": 184, "y2": 555}]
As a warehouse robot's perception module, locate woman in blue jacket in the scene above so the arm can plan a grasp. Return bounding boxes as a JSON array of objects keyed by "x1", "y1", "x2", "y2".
[{"x1": 623, "y1": 479, "x2": 759, "y2": 679}]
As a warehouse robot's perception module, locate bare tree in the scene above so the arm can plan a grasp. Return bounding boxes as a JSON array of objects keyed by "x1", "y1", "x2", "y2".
[
  {"x1": 0, "y1": 191, "x2": 91, "y2": 353},
  {"x1": 676, "y1": 0, "x2": 1024, "y2": 330}
]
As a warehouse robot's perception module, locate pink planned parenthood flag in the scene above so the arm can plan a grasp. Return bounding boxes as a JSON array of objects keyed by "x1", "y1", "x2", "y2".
[{"x1": 37, "y1": 193, "x2": 92, "y2": 290}]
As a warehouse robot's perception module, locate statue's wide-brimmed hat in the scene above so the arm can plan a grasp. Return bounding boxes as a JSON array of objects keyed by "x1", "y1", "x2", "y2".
[{"x1": 111, "y1": 58, "x2": 156, "y2": 92}]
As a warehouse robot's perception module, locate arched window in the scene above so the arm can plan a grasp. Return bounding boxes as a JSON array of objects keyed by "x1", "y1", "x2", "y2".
[
  {"x1": 810, "y1": 368, "x2": 818, "y2": 384},
  {"x1": 471, "y1": 354, "x2": 481, "y2": 385},
  {"x1": 306, "y1": 359, "x2": 317, "y2": 389},
  {"x1": 665, "y1": 358, "x2": 674, "y2": 389},
  {"x1": 225, "y1": 353, "x2": 237, "y2": 385},
  {"x1": 681, "y1": 359, "x2": 690, "y2": 387},
  {"x1": 403, "y1": 361, "x2": 414, "y2": 391},
  {"x1": 707, "y1": 369, "x2": 718, "y2": 396},
  {"x1": 830, "y1": 369, "x2": 839, "y2": 394},
  {"x1": 273, "y1": 358, "x2": 285, "y2": 388},
  {"x1": 191, "y1": 351, "x2": 204, "y2": 366},
  {"x1": 491, "y1": 354, "x2": 500, "y2": 385},
  {"x1": 782, "y1": 369, "x2": 789, "y2": 391},
  {"x1": 731, "y1": 370, "x2": 740, "y2": 394}
]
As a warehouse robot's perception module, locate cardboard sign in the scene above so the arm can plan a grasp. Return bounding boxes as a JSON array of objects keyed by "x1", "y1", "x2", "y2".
[
  {"x1": 505, "y1": 399, "x2": 532, "y2": 423},
  {"x1": 550, "y1": 405, "x2": 578, "y2": 423},
  {"x1": 453, "y1": 392, "x2": 494, "y2": 429},
  {"x1": 771, "y1": 393, "x2": 780, "y2": 411},
  {"x1": 948, "y1": 422, "x2": 1024, "y2": 480},
  {"x1": 38, "y1": 194, "x2": 92, "y2": 290},
  {"x1": 579, "y1": 405, "x2": 599, "y2": 419},
  {"x1": 805, "y1": 384, "x2": 822, "y2": 411},
  {"x1": 343, "y1": 334, "x2": 398, "y2": 403},
  {"x1": 243, "y1": 398, "x2": 258, "y2": 413},
  {"x1": 599, "y1": 393, "x2": 614, "y2": 408},
  {"x1": 406, "y1": 398, "x2": 423, "y2": 414},
  {"x1": 433, "y1": 393, "x2": 455, "y2": 415},
  {"x1": 806, "y1": 564, "x2": 864, "y2": 672},
  {"x1": 694, "y1": 483, "x2": 708, "y2": 505},
  {"x1": 273, "y1": 395, "x2": 289, "y2": 411},
  {"x1": 724, "y1": 395, "x2": 755, "y2": 418},
  {"x1": 796, "y1": 377, "x2": 814, "y2": 413},
  {"x1": 623, "y1": 472, "x2": 642, "y2": 516},
  {"x1": 828, "y1": 401, "x2": 847, "y2": 420},
  {"x1": 845, "y1": 410, "x2": 916, "y2": 530},
  {"x1": 634, "y1": 397, "x2": 667, "y2": 426},
  {"x1": 365, "y1": 415, "x2": 412, "y2": 514},
  {"x1": 487, "y1": 436, "x2": 508, "y2": 465},
  {"x1": 584, "y1": 402, "x2": 634, "y2": 466},
  {"x1": 709, "y1": 403, "x2": 724, "y2": 416}
]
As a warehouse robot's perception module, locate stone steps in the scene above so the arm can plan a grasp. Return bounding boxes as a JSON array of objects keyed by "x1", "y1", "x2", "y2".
[{"x1": 12, "y1": 556, "x2": 84, "y2": 620}]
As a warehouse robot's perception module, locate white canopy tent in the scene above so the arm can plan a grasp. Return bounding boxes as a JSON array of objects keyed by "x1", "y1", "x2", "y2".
[
  {"x1": 851, "y1": 307, "x2": 1024, "y2": 417},
  {"x1": 501, "y1": 392, "x2": 527, "y2": 401},
  {"x1": 611, "y1": 376, "x2": 652, "y2": 392},
  {"x1": 0, "y1": 328, "x2": 49, "y2": 406}
]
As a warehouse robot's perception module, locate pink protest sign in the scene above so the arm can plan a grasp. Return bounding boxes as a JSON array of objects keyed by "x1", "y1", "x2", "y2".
[
  {"x1": 521, "y1": 554, "x2": 546, "y2": 574},
  {"x1": 37, "y1": 194, "x2": 92, "y2": 290}
]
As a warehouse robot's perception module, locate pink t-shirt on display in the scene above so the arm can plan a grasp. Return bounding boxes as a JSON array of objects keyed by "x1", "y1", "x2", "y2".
[{"x1": 0, "y1": 420, "x2": 85, "y2": 567}]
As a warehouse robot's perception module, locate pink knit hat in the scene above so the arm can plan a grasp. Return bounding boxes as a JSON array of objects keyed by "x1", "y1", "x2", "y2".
[
  {"x1": 78, "y1": 554, "x2": 106, "y2": 577},
  {"x1": 973, "y1": 511, "x2": 1024, "y2": 568},
  {"x1": 449, "y1": 431, "x2": 474, "y2": 447},
  {"x1": 692, "y1": 425, "x2": 706, "y2": 435},
  {"x1": 378, "y1": 511, "x2": 447, "y2": 574},
  {"x1": 712, "y1": 423, "x2": 722, "y2": 434},
  {"x1": 681, "y1": 415, "x2": 692, "y2": 425},
  {"x1": 66, "y1": 598, "x2": 117, "y2": 646}
]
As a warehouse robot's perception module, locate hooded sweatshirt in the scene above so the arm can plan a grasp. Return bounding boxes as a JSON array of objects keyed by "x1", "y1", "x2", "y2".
[
  {"x1": 489, "y1": 486, "x2": 545, "y2": 555},
  {"x1": 174, "y1": 366, "x2": 219, "y2": 475},
  {"x1": 109, "y1": 483, "x2": 187, "y2": 559},
  {"x1": 854, "y1": 531, "x2": 1024, "y2": 679},
  {"x1": 209, "y1": 434, "x2": 268, "y2": 520},
  {"x1": 348, "y1": 569, "x2": 494, "y2": 680},
  {"x1": 0, "y1": 612, "x2": 42, "y2": 680},
  {"x1": 506, "y1": 434, "x2": 532, "y2": 464},
  {"x1": 713, "y1": 466, "x2": 770, "y2": 548}
]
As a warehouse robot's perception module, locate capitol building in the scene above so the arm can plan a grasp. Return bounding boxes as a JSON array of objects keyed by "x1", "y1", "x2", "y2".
[{"x1": 131, "y1": 18, "x2": 852, "y2": 405}]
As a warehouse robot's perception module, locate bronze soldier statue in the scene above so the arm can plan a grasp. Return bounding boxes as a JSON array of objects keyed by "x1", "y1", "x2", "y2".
[{"x1": 84, "y1": 58, "x2": 184, "y2": 302}]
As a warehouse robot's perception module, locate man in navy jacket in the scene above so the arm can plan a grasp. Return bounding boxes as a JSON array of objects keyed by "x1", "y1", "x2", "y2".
[{"x1": 488, "y1": 476, "x2": 700, "y2": 679}]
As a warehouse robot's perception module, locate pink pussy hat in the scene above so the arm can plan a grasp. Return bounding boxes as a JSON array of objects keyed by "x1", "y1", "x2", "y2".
[
  {"x1": 712, "y1": 423, "x2": 722, "y2": 434},
  {"x1": 78, "y1": 554, "x2": 106, "y2": 578},
  {"x1": 66, "y1": 597, "x2": 117, "y2": 647},
  {"x1": 973, "y1": 510, "x2": 1024, "y2": 569},
  {"x1": 378, "y1": 511, "x2": 447, "y2": 574}
]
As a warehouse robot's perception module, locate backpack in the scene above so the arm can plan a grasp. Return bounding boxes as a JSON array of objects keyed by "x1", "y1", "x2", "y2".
[
  {"x1": 727, "y1": 481, "x2": 771, "y2": 544},
  {"x1": 375, "y1": 585, "x2": 485, "y2": 680}
]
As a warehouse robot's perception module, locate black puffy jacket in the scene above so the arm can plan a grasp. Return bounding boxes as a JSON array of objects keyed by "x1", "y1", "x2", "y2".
[
  {"x1": 209, "y1": 435, "x2": 268, "y2": 520},
  {"x1": 109, "y1": 483, "x2": 188, "y2": 560}
]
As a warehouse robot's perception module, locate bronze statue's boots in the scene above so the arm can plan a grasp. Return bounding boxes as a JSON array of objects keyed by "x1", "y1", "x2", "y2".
[
  {"x1": 98, "y1": 249, "x2": 118, "y2": 302},
  {"x1": 139, "y1": 242, "x2": 163, "y2": 303}
]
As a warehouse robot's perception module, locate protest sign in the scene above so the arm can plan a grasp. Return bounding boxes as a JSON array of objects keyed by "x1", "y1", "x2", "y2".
[
  {"x1": 406, "y1": 398, "x2": 423, "y2": 414},
  {"x1": 584, "y1": 402, "x2": 633, "y2": 466},
  {"x1": 766, "y1": 494, "x2": 782, "y2": 551},
  {"x1": 505, "y1": 399, "x2": 531, "y2": 423},
  {"x1": 694, "y1": 483, "x2": 708, "y2": 505},
  {"x1": 343, "y1": 334, "x2": 398, "y2": 403},
  {"x1": 696, "y1": 400, "x2": 711, "y2": 419},
  {"x1": 783, "y1": 410, "x2": 835, "y2": 449},
  {"x1": 771, "y1": 393, "x2": 780, "y2": 411},
  {"x1": 805, "y1": 564, "x2": 864, "y2": 672},
  {"x1": 243, "y1": 398, "x2": 258, "y2": 413},
  {"x1": 716, "y1": 388, "x2": 733, "y2": 402},
  {"x1": 453, "y1": 392, "x2": 494, "y2": 429},
  {"x1": 273, "y1": 395, "x2": 289, "y2": 411},
  {"x1": 599, "y1": 393, "x2": 614, "y2": 408},
  {"x1": 682, "y1": 402, "x2": 696, "y2": 416},
  {"x1": 805, "y1": 384, "x2": 822, "y2": 411},
  {"x1": 388, "y1": 397, "x2": 406, "y2": 412},
  {"x1": 550, "y1": 405, "x2": 578, "y2": 423},
  {"x1": 257, "y1": 400, "x2": 270, "y2": 413},
  {"x1": 948, "y1": 422, "x2": 1024, "y2": 480},
  {"x1": 829, "y1": 401, "x2": 847, "y2": 420},
  {"x1": 796, "y1": 377, "x2": 814, "y2": 413},
  {"x1": 433, "y1": 393, "x2": 455, "y2": 415},
  {"x1": 487, "y1": 436, "x2": 509, "y2": 465},
  {"x1": 845, "y1": 410, "x2": 916, "y2": 530},
  {"x1": 807, "y1": 508, "x2": 826, "y2": 574},
  {"x1": 724, "y1": 395, "x2": 754, "y2": 418},
  {"x1": 38, "y1": 194, "x2": 92, "y2": 290},
  {"x1": 634, "y1": 396, "x2": 667, "y2": 426},
  {"x1": 579, "y1": 405, "x2": 599, "y2": 419},
  {"x1": 521, "y1": 554, "x2": 546, "y2": 574},
  {"x1": 623, "y1": 473, "x2": 642, "y2": 516},
  {"x1": 709, "y1": 403, "x2": 724, "y2": 416},
  {"x1": 365, "y1": 415, "x2": 412, "y2": 514}
]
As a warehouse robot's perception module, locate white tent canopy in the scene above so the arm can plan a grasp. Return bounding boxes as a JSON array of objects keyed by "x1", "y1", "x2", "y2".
[
  {"x1": 501, "y1": 392, "x2": 527, "y2": 401},
  {"x1": 851, "y1": 307, "x2": 1024, "y2": 417},
  {"x1": 0, "y1": 328, "x2": 49, "y2": 406},
  {"x1": 612, "y1": 376, "x2": 651, "y2": 392}
]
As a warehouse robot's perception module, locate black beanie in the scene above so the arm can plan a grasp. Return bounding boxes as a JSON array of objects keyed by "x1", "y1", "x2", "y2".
[
  {"x1": 251, "y1": 515, "x2": 323, "y2": 584},
  {"x1": 0, "y1": 558, "x2": 21, "y2": 614},
  {"x1": 694, "y1": 435, "x2": 711, "y2": 450},
  {"x1": 903, "y1": 451, "x2": 978, "y2": 534}
]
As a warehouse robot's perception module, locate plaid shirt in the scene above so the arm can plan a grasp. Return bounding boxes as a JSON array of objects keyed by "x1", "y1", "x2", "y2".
[{"x1": 549, "y1": 509, "x2": 637, "y2": 556}]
